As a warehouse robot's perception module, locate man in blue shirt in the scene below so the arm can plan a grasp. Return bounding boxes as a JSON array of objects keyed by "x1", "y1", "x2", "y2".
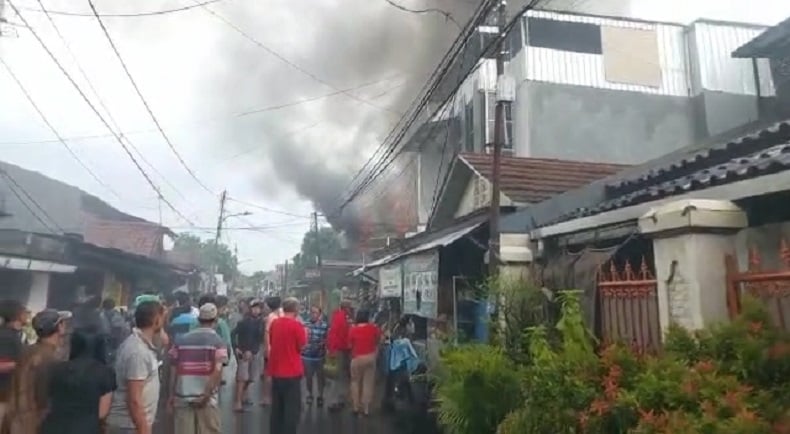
[{"x1": 301, "y1": 306, "x2": 328, "y2": 407}]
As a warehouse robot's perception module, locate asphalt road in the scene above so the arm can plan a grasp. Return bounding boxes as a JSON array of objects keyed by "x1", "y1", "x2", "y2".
[{"x1": 156, "y1": 357, "x2": 422, "y2": 434}]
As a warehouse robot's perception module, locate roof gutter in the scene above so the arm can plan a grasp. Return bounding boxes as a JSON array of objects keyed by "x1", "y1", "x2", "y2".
[{"x1": 530, "y1": 170, "x2": 790, "y2": 240}]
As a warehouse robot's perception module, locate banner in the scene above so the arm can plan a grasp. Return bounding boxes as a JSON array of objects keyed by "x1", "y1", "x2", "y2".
[
  {"x1": 378, "y1": 264, "x2": 402, "y2": 298},
  {"x1": 403, "y1": 251, "x2": 439, "y2": 318}
]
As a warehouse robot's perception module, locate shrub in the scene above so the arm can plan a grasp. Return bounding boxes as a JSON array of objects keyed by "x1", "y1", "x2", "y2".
[
  {"x1": 434, "y1": 345, "x2": 522, "y2": 434},
  {"x1": 497, "y1": 293, "x2": 790, "y2": 434}
]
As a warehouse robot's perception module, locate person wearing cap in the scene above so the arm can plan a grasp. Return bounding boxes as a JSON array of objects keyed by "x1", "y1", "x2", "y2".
[
  {"x1": 168, "y1": 303, "x2": 228, "y2": 434},
  {"x1": 230, "y1": 299, "x2": 264, "y2": 412},
  {"x1": 2, "y1": 309, "x2": 69, "y2": 434}
]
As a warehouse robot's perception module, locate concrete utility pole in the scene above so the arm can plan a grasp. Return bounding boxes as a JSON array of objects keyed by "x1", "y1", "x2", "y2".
[
  {"x1": 282, "y1": 259, "x2": 289, "y2": 297},
  {"x1": 488, "y1": 0, "x2": 511, "y2": 276},
  {"x1": 211, "y1": 190, "x2": 227, "y2": 292},
  {"x1": 312, "y1": 211, "x2": 325, "y2": 310}
]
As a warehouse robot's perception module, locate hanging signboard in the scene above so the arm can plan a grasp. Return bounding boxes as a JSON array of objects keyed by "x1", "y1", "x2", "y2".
[
  {"x1": 403, "y1": 250, "x2": 439, "y2": 318},
  {"x1": 378, "y1": 264, "x2": 402, "y2": 298}
]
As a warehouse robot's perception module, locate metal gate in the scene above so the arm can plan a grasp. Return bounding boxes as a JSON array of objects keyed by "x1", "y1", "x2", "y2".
[
  {"x1": 725, "y1": 240, "x2": 790, "y2": 331},
  {"x1": 597, "y1": 258, "x2": 661, "y2": 352}
]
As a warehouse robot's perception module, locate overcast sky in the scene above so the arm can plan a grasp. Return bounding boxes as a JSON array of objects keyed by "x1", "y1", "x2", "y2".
[{"x1": 1, "y1": 0, "x2": 789, "y2": 274}]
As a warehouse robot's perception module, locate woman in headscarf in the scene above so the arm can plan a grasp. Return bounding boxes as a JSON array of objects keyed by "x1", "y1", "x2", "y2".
[{"x1": 39, "y1": 330, "x2": 116, "y2": 434}]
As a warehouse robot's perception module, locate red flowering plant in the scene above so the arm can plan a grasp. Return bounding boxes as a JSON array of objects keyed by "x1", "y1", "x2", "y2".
[{"x1": 496, "y1": 294, "x2": 789, "y2": 434}]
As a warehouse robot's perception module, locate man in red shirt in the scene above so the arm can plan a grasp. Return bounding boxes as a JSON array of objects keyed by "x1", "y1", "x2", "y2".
[
  {"x1": 267, "y1": 297, "x2": 306, "y2": 434},
  {"x1": 326, "y1": 299, "x2": 352, "y2": 411}
]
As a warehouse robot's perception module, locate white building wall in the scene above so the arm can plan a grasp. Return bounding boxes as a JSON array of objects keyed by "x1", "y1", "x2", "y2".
[
  {"x1": 27, "y1": 272, "x2": 50, "y2": 313},
  {"x1": 518, "y1": 11, "x2": 690, "y2": 96},
  {"x1": 688, "y1": 21, "x2": 775, "y2": 96}
]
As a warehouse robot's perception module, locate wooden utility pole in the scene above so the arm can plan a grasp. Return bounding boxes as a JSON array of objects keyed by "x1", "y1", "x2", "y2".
[
  {"x1": 211, "y1": 190, "x2": 227, "y2": 292},
  {"x1": 313, "y1": 211, "x2": 326, "y2": 310},
  {"x1": 488, "y1": 0, "x2": 509, "y2": 276}
]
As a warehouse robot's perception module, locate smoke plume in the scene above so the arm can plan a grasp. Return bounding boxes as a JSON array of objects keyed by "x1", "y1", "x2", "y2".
[{"x1": 201, "y1": 0, "x2": 481, "y2": 228}]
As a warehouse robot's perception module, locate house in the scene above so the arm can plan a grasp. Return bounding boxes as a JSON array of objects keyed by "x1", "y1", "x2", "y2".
[
  {"x1": 0, "y1": 160, "x2": 188, "y2": 312},
  {"x1": 498, "y1": 16, "x2": 790, "y2": 350},
  {"x1": 395, "y1": 10, "x2": 783, "y2": 232},
  {"x1": 354, "y1": 153, "x2": 626, "y2": 342}
]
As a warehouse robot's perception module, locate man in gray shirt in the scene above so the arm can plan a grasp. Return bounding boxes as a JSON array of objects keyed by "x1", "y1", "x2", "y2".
[{"x1": 107, "y1": 301, "x2": 165, "y2": 434}]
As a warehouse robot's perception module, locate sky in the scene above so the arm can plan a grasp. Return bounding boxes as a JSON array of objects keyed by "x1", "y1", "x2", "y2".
[{"x1": 1, "y1": 0, "x2": 789, "y2": 274}]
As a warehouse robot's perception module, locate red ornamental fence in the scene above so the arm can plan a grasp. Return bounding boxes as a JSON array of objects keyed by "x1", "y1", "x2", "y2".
[
  {"x1": 597, "y1": 258, "x2": 662, "y2": 353},
  {"x1": 725, "y1": 240, "x2": 790, "y2": 331}
]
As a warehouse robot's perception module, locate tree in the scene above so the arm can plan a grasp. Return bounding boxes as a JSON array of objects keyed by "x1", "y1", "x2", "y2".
[
  {"x1": 172, "y1": 233, "x2": 238, "y2": 281},
  {"x1": 290, "y1": 227, "x2": 343, "y2": 281}
]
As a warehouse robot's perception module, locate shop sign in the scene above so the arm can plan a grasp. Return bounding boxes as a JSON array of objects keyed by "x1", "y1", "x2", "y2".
[{"x1": 403, "y1": 251, "x2": 439, "y2": 318}]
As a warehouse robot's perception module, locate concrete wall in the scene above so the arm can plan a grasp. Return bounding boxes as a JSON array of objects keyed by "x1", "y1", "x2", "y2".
[
  {"x1": 513, "y1": 81, "x2": 696, "y2": 164},
  {"x1": 734, "y1": 221, "x2": 790, "y2": 271}
]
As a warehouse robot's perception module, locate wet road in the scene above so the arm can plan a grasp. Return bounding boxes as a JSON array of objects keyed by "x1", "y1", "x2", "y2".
[{"x1": 155, "y1": 357, "x2": 417, "y2": 434}]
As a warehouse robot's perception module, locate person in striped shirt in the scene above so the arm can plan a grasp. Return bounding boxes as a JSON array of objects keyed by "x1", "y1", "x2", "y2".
[
  {"x1": 301, "y1": 306, "x2": 328, "y2": 407},
  {"x1": 168, "y1": 303, "x2": 228, "y2": 434}
]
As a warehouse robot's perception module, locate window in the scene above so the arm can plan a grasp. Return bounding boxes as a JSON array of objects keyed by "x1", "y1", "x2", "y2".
[
  {"x1": 464, "y1": 101, "x2": 475, "y2": 152},
  {"x1": 526, "y1": 17, "x2": 602, "y2": 54}
]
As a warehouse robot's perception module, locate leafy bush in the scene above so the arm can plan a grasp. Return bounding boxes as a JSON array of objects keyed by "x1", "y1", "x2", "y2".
[
  {"x1": 434, "y1": 345, "x2": 522, "y2": 434},
  {"x1": 485, "y1": 276, "x2": 559, "y2": 363},
  {"x1": 497, "y1": 292, "x2": 790, "y2": 434}
]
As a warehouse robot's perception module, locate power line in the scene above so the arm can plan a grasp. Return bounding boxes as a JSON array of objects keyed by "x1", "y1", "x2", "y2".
[
  {"x1": 225, "y1": 196, "x2": 313, "y2": 220},
  {"x1": 195, "y1": 0, "x2": 403, "y2": 117},
  {"x1": 333, "y1": 0, "x2": 497, "y2": 216},
  {"x1": 0, "y1": 168, "x2": 62, "y2": 233},
  {"x1": 0, "y1": 57, "x2": 122, "y2": 200},
  {"x1": 383, "y1": 0, "x2": 463, "y2": 29},
  {"x1": 30, "y1": 0, "x2": 189, "y2": 201},
  {"x1": 18, "y1": 0, "x2": 222, "y2": 17},
  {"x1": 87, "y1": 0, "x2": 215, "y2": 196},
  {"x1": 336, "y1": 0, "x2": 495, "y2": 208},
  {"x1": 7, "y1": 0, "x2": 195, "y2": 225},
  {"x1": 0, "y1": 74, "x2": 407, "y2": 147}
]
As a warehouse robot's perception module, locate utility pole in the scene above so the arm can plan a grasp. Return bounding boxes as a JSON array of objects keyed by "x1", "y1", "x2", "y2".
[
  {"x1": 211, "y1": 190, "x2": 227, "y2": 293},
  {"x1": 282, "y1": 260, "x2": 289, "y2": 297},
  {"x1": 313, "y1": 211, "x2": 325, "y2": 310},
  {"x1": 489, "y1": 0, "x2": 510, "y2": 277}
]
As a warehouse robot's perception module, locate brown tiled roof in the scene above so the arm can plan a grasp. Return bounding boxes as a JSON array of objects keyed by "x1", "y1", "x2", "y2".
[
  {"x1": 460, "y1": 153, "x2": 630, "y2": 203},
  {"x1": 83, "y1": 217, "x2": 169, "y2": 259}
]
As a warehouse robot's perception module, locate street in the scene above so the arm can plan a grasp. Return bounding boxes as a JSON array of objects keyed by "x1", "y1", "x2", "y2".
[{"x1": 155, "y1": 358, "x2": 411, "y2": 434}]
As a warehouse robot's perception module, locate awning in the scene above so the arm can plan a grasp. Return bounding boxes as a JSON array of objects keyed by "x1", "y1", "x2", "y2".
[
  {"x1": 354, "y1": 220, "x2": 485, "y2": 275},
  {"x1": 0, "y1": 255, "x2": 76, "y2": 273}
]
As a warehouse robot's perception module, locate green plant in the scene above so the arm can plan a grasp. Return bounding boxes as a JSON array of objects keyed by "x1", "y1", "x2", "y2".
[
  {"x1": 485, "y1": 275, "x2": 559, "y2": 363},
  {"x1": 435, "y1": 345, "x2": 522, "y2": 434},
  {"x1": 496, "y1": 293, "x2": 790, "y2": 434},
  {"x1": 499, "y1": 291, "x2": 601, "y2": 434}
]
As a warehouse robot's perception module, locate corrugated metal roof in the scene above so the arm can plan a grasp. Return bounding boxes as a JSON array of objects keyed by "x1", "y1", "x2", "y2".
[
  {"x1": 732, "y1": 16, "x2": 790, "y2": 58},
  {"x1": 355, "y1": 210, "x2": 488, "y2": 273},
  {"x1": 688, "y1": 21, "x2": 774, "y2": 96},
  {"x1": 460, "y1": 153, "x2": 629, "y2": 203},
  {"x1": 522, "y1": 10, "x2": 690, "y2": 97}
]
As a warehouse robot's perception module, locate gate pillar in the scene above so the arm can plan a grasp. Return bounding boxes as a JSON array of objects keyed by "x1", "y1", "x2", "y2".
[{"x1": 638, "y1": 199, "x2": 747, "y2": 333}]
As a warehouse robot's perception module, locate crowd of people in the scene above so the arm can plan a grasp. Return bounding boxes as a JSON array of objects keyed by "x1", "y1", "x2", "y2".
[{"x1": 0, "y1": 292, "x2": 384, "y2": 434}]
